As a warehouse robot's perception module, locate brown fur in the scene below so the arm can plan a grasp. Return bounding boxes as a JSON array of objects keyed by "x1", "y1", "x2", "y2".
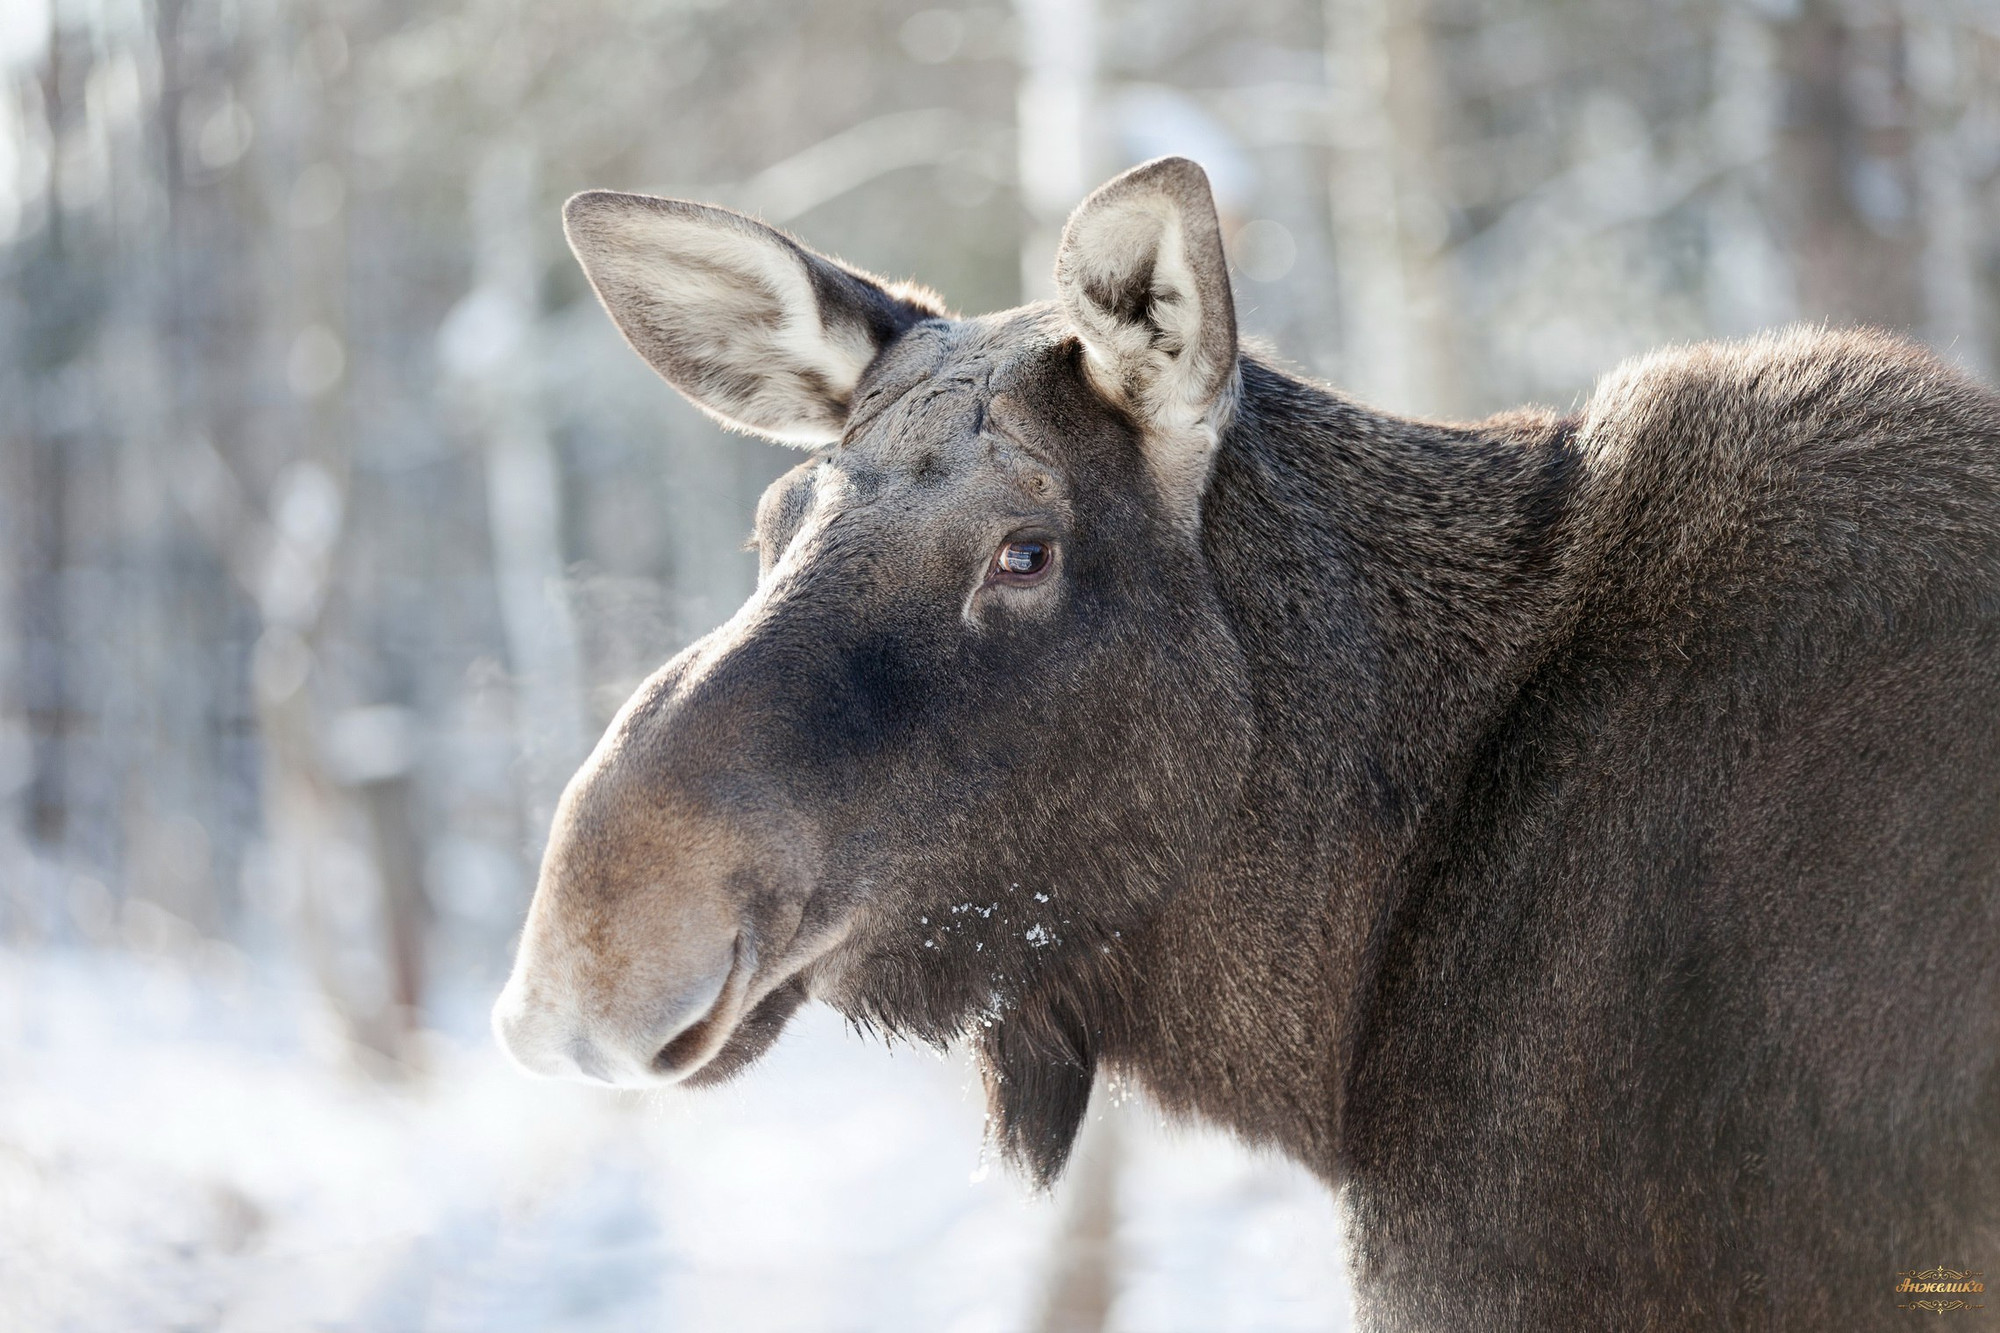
[{"x1": 500, "y1": 160, "x2": 2000, "y2": 1330}]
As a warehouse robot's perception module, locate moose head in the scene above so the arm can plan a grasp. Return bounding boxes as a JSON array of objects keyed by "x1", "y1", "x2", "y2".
[{"x1": 493, "y1": 158, "x2": 1257, "y2": 1182}]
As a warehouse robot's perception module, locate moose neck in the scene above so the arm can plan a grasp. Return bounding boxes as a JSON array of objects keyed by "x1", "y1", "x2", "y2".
[{"x1": 1114, "y1": 356, "x2": 1581, "y2": 1174}]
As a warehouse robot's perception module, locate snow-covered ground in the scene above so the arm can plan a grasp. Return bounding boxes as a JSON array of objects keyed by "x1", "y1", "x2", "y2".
[{"x1": 0, "y1": 945, "x2": 1353, "y2": 1332}]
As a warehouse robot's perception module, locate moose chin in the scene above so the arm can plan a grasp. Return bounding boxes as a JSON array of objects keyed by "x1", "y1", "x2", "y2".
[{"x1": 493, "y1": 156, "x2": 2000, "y2": 1331}]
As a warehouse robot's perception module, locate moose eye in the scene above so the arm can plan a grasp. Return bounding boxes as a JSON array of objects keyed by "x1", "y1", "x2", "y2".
[{"x1": 990, "y1": 537, "x2": 1052, "y2": 583}]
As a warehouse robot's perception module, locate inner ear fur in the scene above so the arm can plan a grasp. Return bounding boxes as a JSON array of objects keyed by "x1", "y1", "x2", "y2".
[
  {"x1": 563, "y1": 191, "x2": 945, "y2": 446},
  {"x1": 1054, "y1": 157, "x2": 1240, "y2": 520}
]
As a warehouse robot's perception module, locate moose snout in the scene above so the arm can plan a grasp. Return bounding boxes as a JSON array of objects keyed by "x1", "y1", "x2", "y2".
[
  {"x1": 491, "y1": 726, "x2": 828, "y2": 1089},
  {"x1": 492, "y1": 925, "x2": 743, "y2": 1085}
]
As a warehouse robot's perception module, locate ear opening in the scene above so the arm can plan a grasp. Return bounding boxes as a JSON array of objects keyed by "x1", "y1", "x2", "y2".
[
  {"x1": 1054, "y1": 157, "x2": 1239, "y2": 520},
  {"x1": 977, "y1": 992, "x2": 1100, "y2": 1190},
  {"x1": 563, "y1": 191, "x2": 945, "y2": 445},
  {"x1": 1064, "y1": 154, "x2": 1232, "y2": 430}
]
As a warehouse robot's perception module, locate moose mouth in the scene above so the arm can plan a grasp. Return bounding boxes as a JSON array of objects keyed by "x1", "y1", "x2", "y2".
[
  {"x1": 649, "y1": 915, "x2": 845, "y2": 1086},
  {"x1": 494, "y1": 863, "x2": 846, "y2": 1090},
  {"x1": 669, "y1": 973, "x2": 811, "y2": 1087},
  {"x1": 642, "y1": 932, "x2": 814, "y2": 1088}
]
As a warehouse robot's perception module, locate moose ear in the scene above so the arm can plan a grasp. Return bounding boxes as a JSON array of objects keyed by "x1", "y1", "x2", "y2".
[
  {"x1": 563, "y1": 191, "x2": 945, "y2": 445},
  {"x1": 1055, "y1": 157, "x2": 1239, "y2": 519}
]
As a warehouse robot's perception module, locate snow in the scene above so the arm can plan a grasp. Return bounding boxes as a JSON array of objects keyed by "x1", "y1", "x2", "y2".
[{"x1": 0, "y1": 946, "x2": 1353, "y2": 1331}]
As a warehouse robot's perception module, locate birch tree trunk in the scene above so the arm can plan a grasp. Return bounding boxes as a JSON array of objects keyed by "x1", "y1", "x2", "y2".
[
  {"x1": 1705, "y1": 2, "x2": 1797, "y2": 337},
  {"x1": 1031, "y1": 1103, "x2": 1124, "y2": 1333},
  {"x1": 1013, "y1": 0, "x2": 1097, "y2": 301},
  {"x1": 241, "y1": 0, "x2": 416, "y2": 1065},
  {"x1": 1323, "y1": 0, "x2": 1456, "y2": 416},
  {"x1": 452, "y1": 140, "x2": 587, "y2": 853}
]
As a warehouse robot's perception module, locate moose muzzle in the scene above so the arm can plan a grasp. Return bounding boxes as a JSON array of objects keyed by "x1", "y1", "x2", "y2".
[{"x1": 491, "y1": 741, "x2": 827, "y2": 1088}]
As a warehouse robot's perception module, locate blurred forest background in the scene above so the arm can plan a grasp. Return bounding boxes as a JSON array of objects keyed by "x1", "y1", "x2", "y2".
[{"x1": 2, "y1": 0, "x2": 1999, "y2": 1328}]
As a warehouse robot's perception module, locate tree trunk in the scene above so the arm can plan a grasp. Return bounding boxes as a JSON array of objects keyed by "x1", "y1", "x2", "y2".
[
  {"x1": 1032, "y1": 1104, "x2": 1123, "y2": 1333},
  {"x1": 459, "y1": 141, "x2": 588, "y2": 853},
  {"x1": 1013, "y1": 0, "x2": 1098, "y2": 301},
  {"x1": 1906, "y1": 2, "x2": 1991, "y2": 379},
  {"x1": 1323, "y1": 0, "x2": 1458, "y2": 416}
]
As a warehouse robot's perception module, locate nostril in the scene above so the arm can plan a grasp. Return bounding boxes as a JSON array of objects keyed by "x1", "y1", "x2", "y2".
[
  {"x1": 650, "y1": 933, "x2": 747, "y2": 1076},
  {"x1": 654, "y1": 1018, "x2": 715, "y2": 1075}
]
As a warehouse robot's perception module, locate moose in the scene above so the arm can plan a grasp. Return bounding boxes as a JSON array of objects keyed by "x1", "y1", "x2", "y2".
[{"x1": 495, "y1": 157, "x2": 2000, "y2": 1329}]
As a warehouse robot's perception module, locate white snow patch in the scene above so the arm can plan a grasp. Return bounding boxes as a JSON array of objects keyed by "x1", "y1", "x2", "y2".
[{"x1": 0, "y1": 946, "x2": 1351, "y2": 1331}]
